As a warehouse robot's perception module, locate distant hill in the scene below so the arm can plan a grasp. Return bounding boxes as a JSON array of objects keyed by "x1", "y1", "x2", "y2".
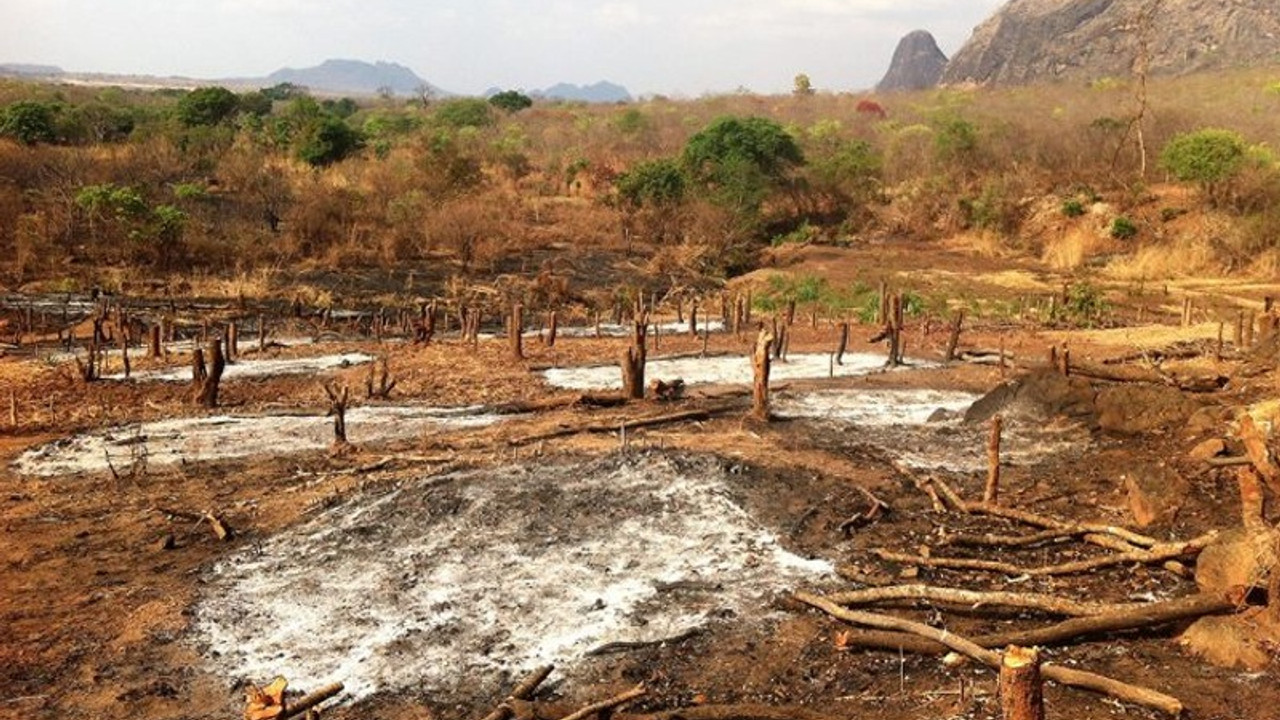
[
  {"x1": 534, "y1": 81, "x2": 632, "y2": 103},
  {"x1": 0, "y1": 63, "x2": 64, "y2": 77},
  {"x1": 944, "y1": 0, "x2": 1280, "y2": 86},
  {"x1": 263, "y1": 59, "x2": 445, "y2": 97}
]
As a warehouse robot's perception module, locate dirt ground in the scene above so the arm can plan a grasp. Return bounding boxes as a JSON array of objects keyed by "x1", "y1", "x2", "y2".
[{"x1": 3, "y1": 243, "x2": 1280, "y2": 720}]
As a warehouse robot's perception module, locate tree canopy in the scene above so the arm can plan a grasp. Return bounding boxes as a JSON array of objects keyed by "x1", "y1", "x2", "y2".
[
  {"x1": 682, "y1": 115, "x2": 804, "y2": 214},
  {"x1": 176, "y1": 86, "x2": 241, "y2": 127},
  {"x1": 489, "y1": 90, "x2": 534, "y2": 113}
]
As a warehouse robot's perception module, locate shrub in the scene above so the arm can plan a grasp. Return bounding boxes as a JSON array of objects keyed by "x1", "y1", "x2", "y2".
[
  {"x1": 1110, "y1": 216, "x2": 1138, "y2": 240},
  {"x1": 433, "y1": 98, "x2": 495, "y2": 130},
  {"x1": 1061, "y1": 198, "x2": 1086, "y2": 217},
  {"x1": 616, "y1": 158, "x2": 686, "y2": 208},
  {"x1": 0, "y1": 100, "x2": 59, "y2": 145},
  {"x1": 489, "y1": 90, "x2": 533, "y2": 113},
  {"x1": 176, "y1": 87, "x2": 240, "y2": 127}
]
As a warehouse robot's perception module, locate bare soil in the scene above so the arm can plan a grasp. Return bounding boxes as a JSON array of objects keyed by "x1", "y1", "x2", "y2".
[{"x1": 3, "y1": 244, "x2": 1279, "y2": 720}]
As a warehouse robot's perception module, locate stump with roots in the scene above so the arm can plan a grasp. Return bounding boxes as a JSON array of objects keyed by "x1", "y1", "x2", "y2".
[{"x1": 325, "y1": 382, "x2": 353, "y2": 456}]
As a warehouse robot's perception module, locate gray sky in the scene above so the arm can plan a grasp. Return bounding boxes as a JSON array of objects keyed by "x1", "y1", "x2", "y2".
[{"x1": 2, "y1": 0, "x2": 1005, "y2": 96}]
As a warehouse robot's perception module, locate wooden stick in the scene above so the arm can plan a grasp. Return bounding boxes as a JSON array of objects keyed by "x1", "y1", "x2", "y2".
[
  {"x1": 1000, "y1": 646, "x2": 1045, "y2": 720},
  {"x1": 873, "y1": 533, "x2": 1214, "y2": 577},
  {"x1": 984, "y1": 415, "x2": 1002, "y2": 505},
  {"x1": 797, "y1": 593, "x2": 1184, "y2": 716},
  {"x1": 815, "y1": 592, "x2": 1236, "y2": 657},
  {"x1": 822, "y1": 585, "x2": 1143, "y2": 618},
  {"x1": 943, "y1": 527, "x2": 1093, "y2": 548},
  {"x1": 623, "y1": 705, "x2": 841, "y2": 720},
  {"x1": 479, "y1": 666, "x2": 554, "y2": 720},
  {"x1": 557, "y1": 685, "x2": 646, "y2": 720},
  {"x1": 281, "y1": 682, "x2": 344, "y2": 719}
]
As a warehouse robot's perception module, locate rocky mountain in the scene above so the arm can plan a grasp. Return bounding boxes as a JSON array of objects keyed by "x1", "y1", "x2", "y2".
[
  {"x1": 263, "y1": 59, "x2": 443, "y2": 97},
  {"x1": 944, "y1": 0, "x2": 1280, "y2": 86},
  {"x1": 0, "y1": 63, "x2": 64, "y2": 78},
  {"x1": 534, "y1": 81, "x2": 632, "y2": 103},
  {"x1": 876, "y1": 30, "x2": 948, "y2": 92}
]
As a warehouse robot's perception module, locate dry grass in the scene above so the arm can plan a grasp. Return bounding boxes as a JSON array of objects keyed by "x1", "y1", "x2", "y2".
[{"x1": 1042, "y1": 226, "x2": 1115, "y2": 271}]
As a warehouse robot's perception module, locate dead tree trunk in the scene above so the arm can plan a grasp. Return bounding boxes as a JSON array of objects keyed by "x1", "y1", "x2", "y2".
[
  {"x1": 985, "y1": 415, "x2": 1003, "y2": 505},
  {"x1": 195, "y1": 339, "x2": 225, "y2": 408},
  {"x1": 547, "y1": 311, "x2": 558, "y2": 348},
  {"x1": 119, "y1": 331, "x2": 131, "y2": 380},
  {"x1": 510, "y1": 303, "x2": 524, "y2": 360},
  {"x1": 786, "y1": 299, "x2": 797, "y2": 327},
  {"x1": 888, "y1": 293, "x2": 904, "y2": 367},
  {"x1": 835, "y1": 323, "x2": 849, "y2": 366},
  {"x1": 752, "y1": 328, "x2": 775, "y2": 422},
  {"x1": 365, "y1": 356, "x2": 397, "y2": 399},
  {"x1": 689, "y1": 300, "x2": 698, "y2": 337},
  {"x1": 192, "y1": 347, "x2": 206, "y2": 388},
  {"x1": 1000, "y1": 646, "x2": 1045, "y2": 720},
  {"x1": 226, "y1": 322, "x2": 238, "y2": 360},
  {"x1": 945, "y1": 310, "x2": 965, "y2": 362},
  {"x1": 620, "y1": 319, "x2": 649, "y2": 400},
  {"x1": 149, "y1": 324, "x2": 162, "y2": 358}
]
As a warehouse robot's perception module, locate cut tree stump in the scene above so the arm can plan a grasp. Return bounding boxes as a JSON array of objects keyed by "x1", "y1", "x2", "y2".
[
  {"x1": 752, "y1": 327, "x2": 775, "y2": 421},
  {"x1": 1000, "y1": 646, "x2": 1045, "y2": 720},
  {"x1": 194, "y1": 339, "x2": 225, "y2": 408}
]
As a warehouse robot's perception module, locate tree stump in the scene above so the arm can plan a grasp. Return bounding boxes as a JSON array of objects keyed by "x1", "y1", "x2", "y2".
[
  {"x1": 984, "y1": 415, "x2": 1003, "y2": 505},
  {"x1": 620, "y1": 319, "x2": 649, "y2": 400},
  {"x1": 835, "y1": 322, "x2": 849, "y2": 366},
  {"x1": 149, "y1": 324, "x2": 162, "y2": 359},
  {"x1": 547, "y1": 310, "x2": 558, "y2": 348},
  {"x1": 752, "y1": 328, "x2": 775, "y2": 422},
  {"x1": 999, "y1": 646, "x2": 1045, "y2": 720},
  {"x1": 945, "y1": 310, "x2": 965, "y2": 362},
  {"x1": 195, "y1": 339, "x2": 225, "y2": 408},
  {"x1": 509, "y1": 303, "x2": 524, "y2": 360},
  {"x1": 325, "y1": 382, "x2": 352, "y2": 453},
  {"x1": 689, "y1": 300, "x2": 698, "y2": 337}
]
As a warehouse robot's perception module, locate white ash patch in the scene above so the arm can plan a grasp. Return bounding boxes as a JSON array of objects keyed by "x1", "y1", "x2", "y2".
[
  {"x1": 190, "y1": 453, "x2": 833, "y2": 702},
  {"x1": 100, "y1": 352, "x2": 374, "y2": 382},
  {"x1": 774, "y1": 388, "x2": 978, "y2": 426},
  {"x1": 546, "y1": 320, "x2": 727, "y2": 339},
  {"x1": 45, "y1": 336, "x2": 319, "y2": 364},
  {"x1": 13, "y1": 405, "x2": 501, "y2": 477},
  {"x1": 543, "y1": 352, "x2": 918, "y2": 391}
]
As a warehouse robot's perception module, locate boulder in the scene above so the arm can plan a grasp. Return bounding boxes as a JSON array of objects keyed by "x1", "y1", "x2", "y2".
[
  {"x1": 1095, "y1": 385, "x2": 1199, "y2": 434},
  {"x1": 1123, "y1": 464, "x2": 1188, "y2": 528},
  {"x1": 1195, "y1": 526, "x2": 1280, "y2": 596},
  {"x1": 1188, "y1": 438, "x2": 1226, "y2": 463},
  {"x1": 964, "y1": 369, "x2": 1097, "y2": 427},
  {"x1": 1180, "y1": 611, "x2": 1280, "y2": 671}
]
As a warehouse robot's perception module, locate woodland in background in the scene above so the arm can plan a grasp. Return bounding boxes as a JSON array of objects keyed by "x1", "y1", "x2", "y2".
[{"x1": 2, "y1": 68, "x2": 1280, "y2": 313}]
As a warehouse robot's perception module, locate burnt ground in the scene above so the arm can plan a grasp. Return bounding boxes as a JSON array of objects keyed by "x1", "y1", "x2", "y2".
[{"x1": 3, "y1": 259, "x2": 1280, "y2": 720}]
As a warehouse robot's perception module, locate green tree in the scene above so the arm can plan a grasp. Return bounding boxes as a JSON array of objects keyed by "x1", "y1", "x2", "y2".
[
  {"x1": 489, "y1": 90, "x2": 534, "y2": 113},
  {"x1": 682, "y1": 115, "x2": 804, "y2": 215},
  {"x1": 296, "y1": 115, "x2": 363, "y2": 167},
  {"x1": 1160, "y1": 128, "x2": 1247, "y2": 205},
  {"x1": 793, "y1": 74, "x2": 815, "y2": 97},
  {"x1": 0, "y1": 101, "x2": 58, "y2": 145},
  {"x1": 176, "y1": 86, "x2": 241, "y2": 127}
]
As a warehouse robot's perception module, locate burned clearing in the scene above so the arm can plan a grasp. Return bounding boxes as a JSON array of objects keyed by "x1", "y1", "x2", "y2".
[{"x1": 4, "y1": 264, "x2": 1280, "y2": 720}]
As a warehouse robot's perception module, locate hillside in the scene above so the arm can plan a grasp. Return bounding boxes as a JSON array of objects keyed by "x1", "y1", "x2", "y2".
[
  {"x1": 877, "y1": 30, "x2": 948, "y2": 92},
  {"x1": 534, "y1": 81, "x2": 632, "y2": 103},
  {"x1": 944, "y1": 0, "x2": 1280, "y2": 85}
]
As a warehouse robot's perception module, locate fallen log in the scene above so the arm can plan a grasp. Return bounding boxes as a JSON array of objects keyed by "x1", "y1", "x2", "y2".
[
  {"x1": 811, "y1": 591, "x2": 1237, "y2": 656},
  {"x1": 623, "y1": 705, "x2": 843, "y2": 720},
  {"x1": 822, "y1": 585, "x2": 1144, "y2": 617},
  {"x1": 943, "y1": 528, "x2": 1093, "y2": 549},
  {"x1": 508, "y1": 407, "x2": 730, "y2": 446},
  {"x1": 797, "y1": 593, "x2": 1185, "y2": 716},
  {"x1": 873, "y1": 532, "x2": 1215, "y2": 577},
  {"x1": 1069, "y1": 360, "x2": 1226, "y2": 393}
]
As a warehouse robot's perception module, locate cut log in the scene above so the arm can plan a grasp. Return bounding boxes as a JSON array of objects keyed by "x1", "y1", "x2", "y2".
[
  {"x1": 984, "y1": 415, "x2": 1002, "y2": 505},
  {"x1": 823, "y1": 585, "x2": 1144, "y2": 617},
  {"x1": 479, "y1": 665, "x2": 555, "y2": 720},
  {"x1": 558, "y1": 685, "x2": 646, "y2": 720},
  {"x1": 797, "y1": 593, "x2": 1185, "y2": 716},
  {"x1": 622, "y1": 705, "x2": 841, "y2": 720}
]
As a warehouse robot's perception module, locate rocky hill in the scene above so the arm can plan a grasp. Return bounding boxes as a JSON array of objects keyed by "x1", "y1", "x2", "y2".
[
  {"x1": 944, "y1": 0, "x2": 1280, "y2": 86},
  {"x1": 876, "y1": 30, "x2": 948, "y2": 92},
  {"x1": 534, "y1": 81, "x2": 632, "y2": 103},
  {"x1": 263, "y1": 59, "x2": 444, "y2": 97}
]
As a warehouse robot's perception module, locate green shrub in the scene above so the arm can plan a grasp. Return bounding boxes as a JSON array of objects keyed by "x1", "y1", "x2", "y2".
[
  {"x1": 1061, "y1": 198, "x2": 1086, "y2": 218},
  {"x1": 1110, "y1": 216, "x2": 1138, "y2": 240},
  {"x1": 1159, "y1": 128, "x2": 1247, "y2": 205}
]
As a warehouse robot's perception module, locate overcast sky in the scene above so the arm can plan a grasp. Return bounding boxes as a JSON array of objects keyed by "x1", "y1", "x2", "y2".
[{"x1": 2, "y1": 0, "x2": 1006, "y2": 96}]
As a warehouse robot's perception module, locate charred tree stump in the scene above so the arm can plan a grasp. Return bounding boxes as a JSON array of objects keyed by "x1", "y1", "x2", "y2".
[
  {"x1": 365, "y1": 356, "x2": 397, "y2": 399},
  {"x1": 985, "y1": 415, "x2": 1003, "y2": 505},
  {"x1": 194, "y1": 339, "x2": 225, "y2": 408},
  {"x1": 149, "y1": 324, "x2": 162, "y2": 359},
  {"x1": 1235, "y1": 311, "x2": 1245, "y2": 348},
  {"x1": 547, "y1": 311, "x2": 559, "y2": 348},
  {"x1": 945, "y1": 310, "x2": 965, "y2": 362},
  {"x1": 325, "y1": 382, "x2": 352, "y2": 452},
  {"x1": 1058, "y1": 347, "x2": 1071, "y2": 377},
  {"x1": 689, "y1": 300, "x2": 698, "y2": 337},
  {"x1": 192, "y1": 347, "x2": 207, "y2": 388},
  {"x1": 509, "y1": 303, "x2": 524, "y2": 360},
  {"x1": 835, "y1": 323, "x2": 849, "y2": 366},
  {"x1": 733, "y1": 297, "x2": 745, "y2": 337},
  {"x1": 1000, "y1": 646, "x2": 1045, "y2": 720},
  {"x1": 752, "y1": 328, "x2": 776, "y2": 422},
  {"x1": 771, "y1": 318, "x2": 785, "y2": 361},
  {"x1": 119, "y1": 331, "x2": 131, "y2": 380},
  {"x1": 1245, "y1": 313, "x2": 1256, "y2": 348},
  {"x1": 227, "y1": 322, "x2": 238, "y2": 360},
  {"x1": 620, "y1": 319, "x2": 649, "y2": 400},
  {"x1": 786, "y1": 299, "x2": 797, "y2": 327}
]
